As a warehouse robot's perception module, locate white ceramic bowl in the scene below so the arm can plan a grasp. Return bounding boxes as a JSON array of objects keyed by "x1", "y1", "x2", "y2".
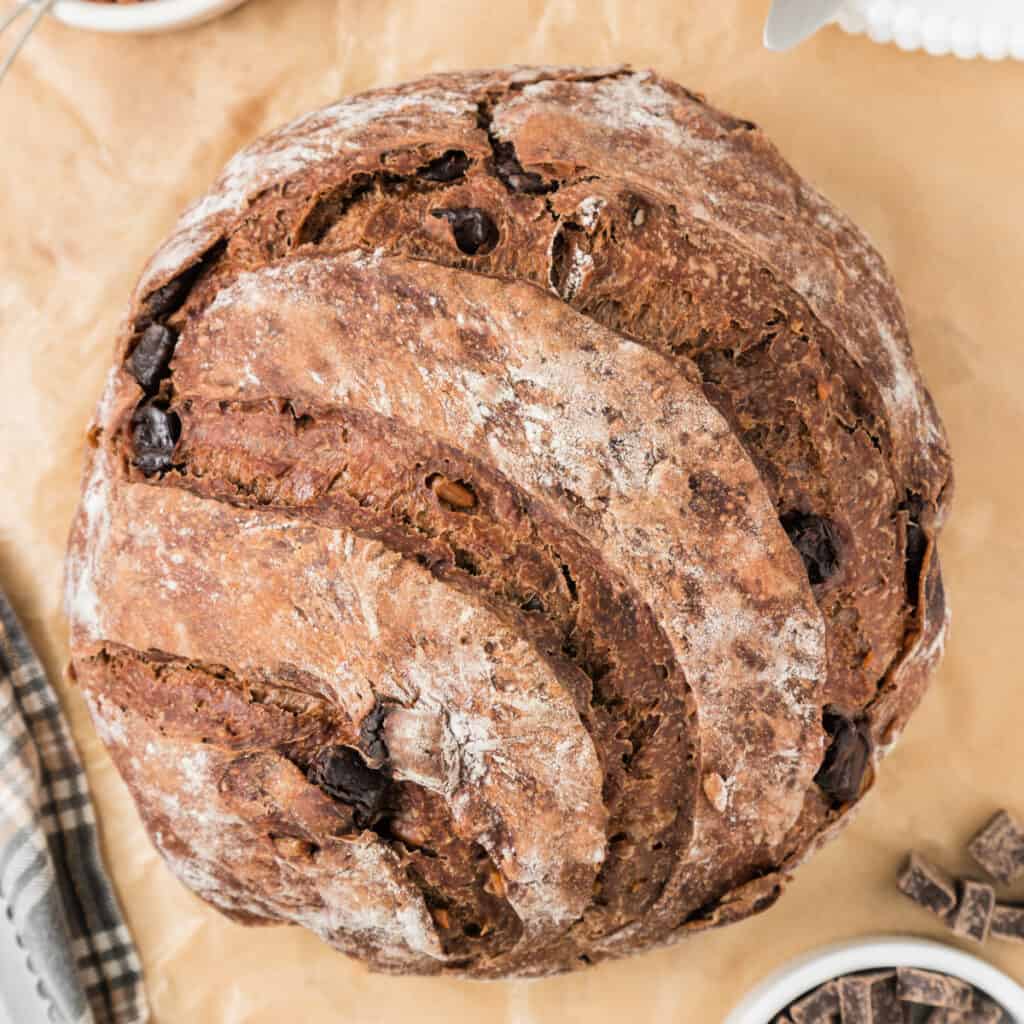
[
  {"x1": 52, "y1": 0, "x2": 248, "y2": 34},
  {"x1": 725, "y1": 936, "x2": 1024, "y2": 1024}
]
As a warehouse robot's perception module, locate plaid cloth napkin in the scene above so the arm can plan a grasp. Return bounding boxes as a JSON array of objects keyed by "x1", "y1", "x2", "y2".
[{"x1": 0, "y1": 591, "x2": 148, "y2": 1024}]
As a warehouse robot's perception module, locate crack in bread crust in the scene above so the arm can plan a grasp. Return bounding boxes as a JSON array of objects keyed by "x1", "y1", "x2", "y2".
[{"x1": 65, "y1": 65, "x2": 952, "y2": 977}]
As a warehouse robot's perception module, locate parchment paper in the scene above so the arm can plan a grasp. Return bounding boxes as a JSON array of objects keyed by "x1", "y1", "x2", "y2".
[{"x1": 2, "y1": 1, "x2": 1023, "y2": 1020}]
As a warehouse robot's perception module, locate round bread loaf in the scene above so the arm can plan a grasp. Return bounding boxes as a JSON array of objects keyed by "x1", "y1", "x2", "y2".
[{"x1": 65, "y1": 66, "x2": 952, "y2": 978}]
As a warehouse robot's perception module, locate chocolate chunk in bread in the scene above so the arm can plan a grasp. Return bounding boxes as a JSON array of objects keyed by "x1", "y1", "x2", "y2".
[
  {"x1": 430, "y1": 207, "x2": 499, "y2": 254},
  {"x1": 358, "y1": 701, "x2": 390, "y2": 767},
  {"x1": 967, "y1": 810, "x2": 1024, "y2": 885},
  {"x1": 490, "y1": 138, "x2": 553, "y2": 194},
  {"x1": 781, "y1": 511, "x2": 841, "y2": 586},
  {"x1": 130, "y1": 403, "x2": 180, "y2": 475},
  {"x1": 814, "y1": 713, "x2": 872, "y2": 805},
  {"x1": 898, "y1": 852, "x2": 958, "y2": 918},
  {"x1": 129, "y1": 323, "x2": 177, "y2": 392},
  {"x1": 307, "y1": 746, "x2": 390, "y2": 828},
  {"x1": 418, "y1": 150, "x2": 471, "y2": 183},
  {"x1": 901, "y1": 493, "x2": 929, "y2": 609},
  {"x1": 143, "y1": 273, "x2": 194, "y2": 321},
  {"x1": 950, "y1": 881, "x2": 996, "y2": 943}
]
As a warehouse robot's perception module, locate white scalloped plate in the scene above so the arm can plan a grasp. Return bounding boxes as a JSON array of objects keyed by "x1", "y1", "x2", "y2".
[
  {"x1": 52, "y1": 0, "x2": 248, "y2": 34},
  {"x1": 836, "y1": 0, "x2": 1024, "y2": 60}
]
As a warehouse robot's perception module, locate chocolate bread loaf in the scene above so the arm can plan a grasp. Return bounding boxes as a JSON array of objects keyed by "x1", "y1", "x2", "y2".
[{"x1": 65, "y1": 67, "x2": 952, "y2": 977}]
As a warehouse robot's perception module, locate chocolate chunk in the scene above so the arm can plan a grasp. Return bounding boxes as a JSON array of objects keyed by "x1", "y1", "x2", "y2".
[
  {"x1": 978, "y1": 997, "x2": 1011, "y2": 1024},
  {"x1": 418, "y1": 149, "x2": 470, "y2": 182},
  {"x1": 789, "y1": 980, "x2": 839, "y2": 1022},
  {"x1": 990, "y1": 902, "x2": 1024, "y2": 944},
  {"x1": 144, "y1": 273, "x2": 192, "y2": 321},
  {"x1": 491, "y1": 139, "x2": 553, "y2": 194},
  {"x1": 358, "y1": 702, "x2": 390, "y2": 767},
  {"x1": 781, "y1": 511, "x2": 840, "y2": 585},
  {"x1": 925, "y1": 552, "x2": 945, "y2": 625},
  {"x1": 867, "y1": 972, "x2": 903, "y2": 1024},
  {"x1": 925, "y1": 992, "x2": 1010, "y2": 1023},
  {"x1": 897, "y1": 852, "x2": 958, "y2": 918},
  {"x1": 814, "y1": 712, "x2": 871, "y2": 804},
  {"x1": 307, "y1": 745, "x2": 389, "y2": 828},
  {"x1": 431, "y1": 207, "x2": 500, "y2": 255},
  {"x1": 785, "y1": 971, "x2": 1009, "y2": 1024},
  {"x1": 950, "y1": 880, "x2": 996, "y2": 943},
  {"x1": 827, "y1": 971, "x2": 900, "y2": 1024},
  {"x1": 131, "y1": 404, "x2": 180, "y2": 475},
  {"x1": 903, "y1": 493, "x2": 928, "y2": 609},
  {"x1": 129, "y1": 324, "x2": 177, "y2": 392},
  {"x1": 898, "y1": 968, "x2": 974, "y2": 1010},
  {"x1": 967, "y1": 810, "x2": 1024, "y2": 885},
  {"x1": 838, "y1": 974, "x2": 874, "y2": 1022},
  {"x1": 969, "y1": 992, "x2": 1009, "y2": 1023}
]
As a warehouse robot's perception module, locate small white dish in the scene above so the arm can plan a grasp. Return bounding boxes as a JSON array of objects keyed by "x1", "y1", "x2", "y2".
[
  {"x1": 725, "y1": 935, "x2": 1024, "y2": 1024},
  {"x1": 52, "y1": 0, "x2": 248, "y2": 34},
  {"x1": 836, "y1": 0, "x2": 1024, "y2": 61}
]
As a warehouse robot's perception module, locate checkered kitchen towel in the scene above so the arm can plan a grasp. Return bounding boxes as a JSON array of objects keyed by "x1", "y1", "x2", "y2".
[{"x1": 0, "y1": 591, "x2": 148, "y2": 1024}]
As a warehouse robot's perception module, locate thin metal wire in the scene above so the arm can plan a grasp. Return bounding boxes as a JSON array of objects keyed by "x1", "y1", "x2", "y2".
[
  {"x1": 0, "y1": 0, "x2": 57, "y2": 86},
  {"x1": 0, "y1": 1, "x2": 33, "y2": 35}
]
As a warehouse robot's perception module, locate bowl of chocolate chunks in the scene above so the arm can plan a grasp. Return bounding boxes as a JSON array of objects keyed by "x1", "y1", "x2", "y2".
[
  {"x1": 724, "y1": 936, "x2": 1024, "y2": 1023},
  {"x1": 728, "y1": 809, "x2": 1024, "y2": 1022}
]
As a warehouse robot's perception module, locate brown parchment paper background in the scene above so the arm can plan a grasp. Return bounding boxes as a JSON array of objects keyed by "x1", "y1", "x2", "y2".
[{"x1": 2, "y1": 1, "x2": 1023, "y2": 1020}]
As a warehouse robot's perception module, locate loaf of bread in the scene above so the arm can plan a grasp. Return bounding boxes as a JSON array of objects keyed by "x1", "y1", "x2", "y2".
[{"x1": 65, "y1": 67, "x2": 952, "y2": 977}]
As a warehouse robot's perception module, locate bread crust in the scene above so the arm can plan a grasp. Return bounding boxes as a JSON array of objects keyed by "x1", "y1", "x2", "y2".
[{"x1": 65, "y1": 66, "x2": 951, "y2": 977}]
